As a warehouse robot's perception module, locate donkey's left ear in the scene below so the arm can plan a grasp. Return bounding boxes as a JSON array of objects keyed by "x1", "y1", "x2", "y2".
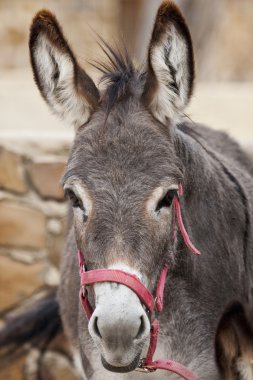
[
  {"x1": 143, "y1": 1, "x2": 194, "y2": 124},
  {"x1": 29, "y1": 10, "x2": 99, "y2": 129}
]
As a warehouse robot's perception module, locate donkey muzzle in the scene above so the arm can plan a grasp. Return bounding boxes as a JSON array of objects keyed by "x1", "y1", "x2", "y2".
[{"x1": 88, "y1": 281, "x2": 150, "y2": 369}]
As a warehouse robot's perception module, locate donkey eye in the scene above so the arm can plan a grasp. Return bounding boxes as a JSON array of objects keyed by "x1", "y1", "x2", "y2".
[
  {"x1": 156, "y1": 189, "x2": 177, "y2": 212},
  {"x1": 65, "y1": 189, "x2": 84, "y2": 211}
]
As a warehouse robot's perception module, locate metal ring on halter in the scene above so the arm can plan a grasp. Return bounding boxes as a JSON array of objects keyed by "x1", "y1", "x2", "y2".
[
  {"x1": 135, "y1": 367, "x2": 153, "y2": 373},
  {"x1": 81, "y1": 285, "x2": 86, "y2": 297},
  {"x1": 135, "y1": 359, "x2": 156, "y2": 373}
]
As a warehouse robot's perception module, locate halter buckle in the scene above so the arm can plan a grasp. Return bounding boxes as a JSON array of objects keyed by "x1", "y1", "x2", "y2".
[{"x1": 135, "y1": 359, "x2": 156, "y2": 373}]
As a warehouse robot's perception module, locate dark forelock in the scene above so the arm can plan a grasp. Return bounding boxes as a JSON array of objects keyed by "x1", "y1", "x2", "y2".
[{"x1": 92, "y1": 39, "x2": 144, "y2": 114}]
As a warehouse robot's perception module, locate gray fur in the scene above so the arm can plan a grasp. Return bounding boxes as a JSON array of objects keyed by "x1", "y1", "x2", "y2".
[
  {"x1": 59, "y1": 102, "x2": 253, "y2": 379},
  {"x1": 29, "y1": 3, "x2": 253, "y2": 379}
]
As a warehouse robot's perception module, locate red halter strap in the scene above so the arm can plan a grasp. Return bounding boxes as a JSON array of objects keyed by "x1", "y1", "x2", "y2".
[
  {"x1": 80, "y1": 267, "x2": 155, "y2": 314},
  {"x1": 174, "y1": 184, "x2": 201, "y2": 256},
  {"x1": 77, "y1": 184, "x2": 199, "y2": 380},
  {"x1": 78, "y1": 250, "x2": 168, "y2": 318}
]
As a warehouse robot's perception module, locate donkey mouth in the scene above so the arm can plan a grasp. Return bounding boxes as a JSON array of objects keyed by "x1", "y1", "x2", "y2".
[{"x1": 101, "y1": 353, "x2": 141, "y2": 373}]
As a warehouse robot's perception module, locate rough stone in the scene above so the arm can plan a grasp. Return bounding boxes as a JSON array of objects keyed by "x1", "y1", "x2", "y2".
[
  {"x1": 0, "y1": 147, "x2": 27, "y2": 193},
  {"x1": 0, "y1": 355, "x2": 26, "y2": 380},
  {"x1": 5, "y1": 289, "x2": 52, "y2": 319},
  {"x1": 24, "y1": 349, "x2": 40, "y2": 380},
  {"x1": 9, "y1": 249, "x2": 46, "y2": 264},
  {"x1": 0, "y1": 255, "x2": 48, "y2": 310},
  {"x1": 39, "y1": 351, "x2": 80, "y2": 380},
  {"x1": 43, "y1": 266, "x2": 60, "y2": 287},
  {"x1": 28, "y1": 160, "x2": 66, "y2": 200},
  {"x1": 0, "y1": 200, "x2": 46, "y2": 249},
  {"x1": 47, "y1": 218, "x2": 62, "y2": 235},
  {"x1": 27, "y1": 192, "x2": 68, "y2": 218},
  {"x1": 47, "y1": 227, "x2": 66, "y2": 267}
]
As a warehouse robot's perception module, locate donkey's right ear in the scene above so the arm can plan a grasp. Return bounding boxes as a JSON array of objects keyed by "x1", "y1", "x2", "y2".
[
  {"x1": 29, "y1": 10, "x2": 99, "y2": 129},
  {"x1": 143, "y1": 1, "x2": 194, "y2": 125}
]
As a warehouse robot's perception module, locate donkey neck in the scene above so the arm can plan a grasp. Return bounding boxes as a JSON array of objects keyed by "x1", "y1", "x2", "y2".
[
  {"x1": 149, "y1": 123, "x2": 250, "y2": 374},
  {"x1": 174, "y1": 123, "x2": 247, "y2": 301}
]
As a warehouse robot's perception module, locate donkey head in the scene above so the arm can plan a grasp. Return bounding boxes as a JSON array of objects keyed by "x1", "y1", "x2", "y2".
[{"x1": 29, "y1": 1, "x2": 194, "y2": 373}]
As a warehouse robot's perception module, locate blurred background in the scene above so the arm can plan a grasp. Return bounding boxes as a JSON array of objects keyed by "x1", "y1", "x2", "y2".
[{"x1": 0, "y1": 1, "x2": 253, "y2": 379}]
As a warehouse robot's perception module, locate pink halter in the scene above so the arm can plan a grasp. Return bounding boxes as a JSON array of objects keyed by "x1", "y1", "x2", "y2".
[{"x1": 78, "y1": 183, "x2": 200, "y2": 380}]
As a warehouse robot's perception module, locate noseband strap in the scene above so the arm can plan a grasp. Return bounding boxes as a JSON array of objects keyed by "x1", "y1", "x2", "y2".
[
  {"x1": 77, "y1": 184, "x2": 199, "y2": 380},
  {"x1": 80, "y1": 267, "x2": 155, "y2": 313}
]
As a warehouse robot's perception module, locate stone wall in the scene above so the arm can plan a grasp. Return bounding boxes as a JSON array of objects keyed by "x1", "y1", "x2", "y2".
[
  {"x1": 0, "y1": 1, "x2": 120, "y2": 377},
  {"x1": 0, "y1": 146, "x2": 66, "y2": 271},
  {"x1": 0, "y1": 145, "x2": 78, "y2": 379}
]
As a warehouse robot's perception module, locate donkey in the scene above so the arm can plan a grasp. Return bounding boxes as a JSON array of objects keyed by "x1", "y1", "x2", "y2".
[{"x1": 3, "y1": 1, "x2": 253, "y2": 379}]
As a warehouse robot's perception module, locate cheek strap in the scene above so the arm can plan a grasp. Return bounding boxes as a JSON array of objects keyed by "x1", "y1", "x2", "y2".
[{"x1": 173, "y1": 184, "x2": 201, "y2": 256}]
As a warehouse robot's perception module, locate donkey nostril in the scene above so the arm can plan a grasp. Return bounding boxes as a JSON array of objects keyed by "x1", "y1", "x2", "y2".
[
  {"x1": 93, "y1": 317, "x2": 102, "y2": 339},
  {"x1": 135, "y1": 315, "x2": 146, "y2": 340}
]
